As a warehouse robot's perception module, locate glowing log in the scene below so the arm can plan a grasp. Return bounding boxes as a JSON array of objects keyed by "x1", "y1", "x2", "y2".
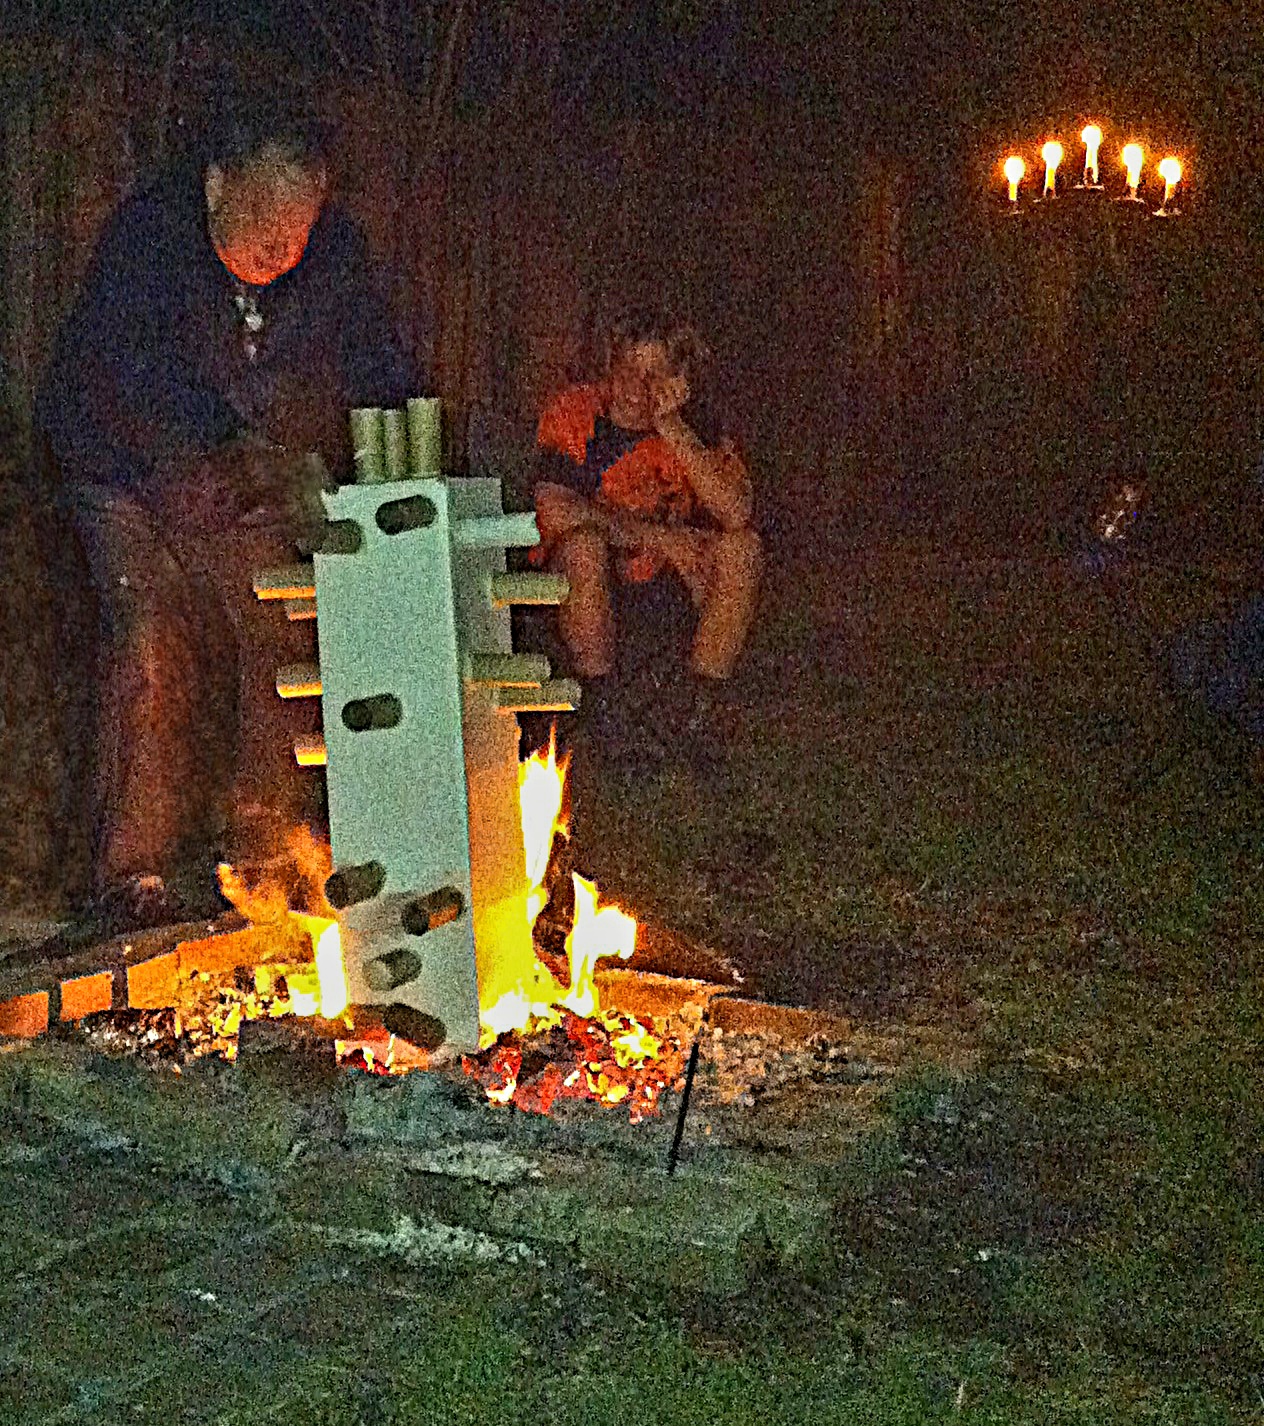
[
  {"x1": 464, "y1": 652, "x2": 551, "y2": 687},
  {"x1": 488, "y1": 571, "x2": 570, "y2": 607},
  {"x1": 253, "y1": 563, "x2": 316, "y2": 600},
  {"x1": 293, "y1": 733, "x2": 327, "y2": 767},
  {"x1": 496, "y1": 679, "x2": 581, "y2": 713}
]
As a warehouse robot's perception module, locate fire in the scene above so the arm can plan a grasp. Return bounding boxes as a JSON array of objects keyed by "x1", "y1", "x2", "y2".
[
  {"x1": 215, "y1": 827, "x2": 349, "y2": 1021},
  {"x1": 477, "y1": 732, "x2": 641, "y2": 1051},
  {"x1": 519, "y1": 729, "x2": 569, "y2": 929},
  {"x1": 560, "y1": 874, "x2": 636, "y2": 1017}
]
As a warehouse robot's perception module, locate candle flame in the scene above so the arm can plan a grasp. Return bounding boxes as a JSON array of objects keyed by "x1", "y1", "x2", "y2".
[
  {"x1": 1158, "y1": 156, "x2": 1182, "y2": 186},
  {"x1": 1003, "y1": 153, "x2": 1025, "y2": 203},
  {"x1": 1040, "y1": 141, "x2": 1063, "y2": 196},
  {"x1": 1121, "y1": 143, "x2": 1144, "y2": 193},
  {"x1": 1081, "y1": 124, "x2": 1102, "y2": 184}
]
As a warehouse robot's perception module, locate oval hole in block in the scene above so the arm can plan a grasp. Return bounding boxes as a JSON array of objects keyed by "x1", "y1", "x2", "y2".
[
  {"x1": 381, "y1": 1005, "x2": 447, "y2": 1050},
  {"x1": 342, "y1": 694, "x2": 402, "y2": 732},
  {"x1": 376, "y1": 494, "x2": 437, "y2": 535},
  {"x1": 324, "y1": 860, "x2": 386, "y2": 910},
  {"x1": 401, "y1": 887, "x2": 465, "y2": 936},
  {"x1": 363, "y1": 947, "x2": 423, "y2": 994}
]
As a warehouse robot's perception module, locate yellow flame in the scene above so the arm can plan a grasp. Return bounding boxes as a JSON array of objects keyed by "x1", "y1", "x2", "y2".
[
  {"x1": 1003, "y1": 154, "x2": 1025, "y2": 202},
  {"x1": 518, "y1": 732, "x2": 568, "y2": 924},
  {"x1": 1158, "y1": 156, "x2": 1182, "y2": 187},
  {"x1": 314, "y1": 920, "x2": 349, "y2": 1018},
  {"x1": 478, "y1": 742, "x2": 638, "y2": 1045},
  {"x1": 1041, "y1": 140, "x2": 1063, "y2": 194},
  {"x1": 561, "y1": 874, "x2": 636, "y2": 1018},
  {"x1": 1081, "y1": 124, "x2": 1102, "y2": 182},
  {"x1": 1122, "y1": 143, "x2": 1144, "y2": 190}
]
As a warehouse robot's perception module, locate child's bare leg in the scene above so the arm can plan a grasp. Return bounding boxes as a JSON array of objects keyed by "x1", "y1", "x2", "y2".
[
  {"x1": 554, "y1": 526, "x2": 616, "y2": 678},
  {"x1": 689, "y1": 526, "x2": 762, "y2": 680}
]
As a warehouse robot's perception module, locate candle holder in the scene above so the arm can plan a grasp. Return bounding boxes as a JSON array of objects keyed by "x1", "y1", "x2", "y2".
[{"x1": 993, "y1": 129, "x2": 1186, "y2": 221}]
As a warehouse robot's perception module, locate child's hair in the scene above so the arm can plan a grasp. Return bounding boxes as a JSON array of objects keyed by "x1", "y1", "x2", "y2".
[{"x1": 606, "y1": 308, "x2": 711, "y2": 384}]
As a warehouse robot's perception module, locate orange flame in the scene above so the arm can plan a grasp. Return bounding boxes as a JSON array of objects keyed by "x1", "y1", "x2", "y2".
[{"x1": 215, "y1": 828, "x2": 349, "y2": 1021}]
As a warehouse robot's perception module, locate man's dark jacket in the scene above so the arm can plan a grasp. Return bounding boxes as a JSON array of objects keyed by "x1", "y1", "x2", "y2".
[{"x1": 38, "y1": 159, "x2": 411, "y2": 500}]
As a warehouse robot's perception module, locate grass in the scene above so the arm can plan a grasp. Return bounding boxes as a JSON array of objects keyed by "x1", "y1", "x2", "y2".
[{"x1": 3, "y1": 539, "x2": 1262, "y2": 1422}]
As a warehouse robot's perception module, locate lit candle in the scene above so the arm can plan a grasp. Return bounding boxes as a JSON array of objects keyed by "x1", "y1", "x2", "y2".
[
  {"x1": 1041, "y1": 140, "x2": 1064, "y2": 197},
  {"x1": 1157, "y1": 155, "x2": 1182, "y2": 213},
  {"x1": 1080, "y1": 124, "x2": 1102, "y2": 185},
  {"x1": 1003, "y1": 154, "x2": 1026, "y2": 206},
  {"x1": 1121, "y1": 143, "x2": 1144, "y2": 200}
]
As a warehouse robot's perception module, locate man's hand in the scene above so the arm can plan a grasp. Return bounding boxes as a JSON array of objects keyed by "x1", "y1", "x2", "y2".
[{"x1": 158, "y1": 439, "x2": 330, "y2": 550}]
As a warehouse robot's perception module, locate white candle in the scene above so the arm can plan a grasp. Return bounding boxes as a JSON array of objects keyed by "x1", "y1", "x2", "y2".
[
  {"x1": 1121, "y1": 143, "x2": 1144, "y2": 200},
  {"x1": 1041, "y1": 140, "x2": 1064, "y2": 197},
  {"x1": 1081, "y1": 124, "x2": 1102, "y2": 185},
  {"x1": 1003, "y1": 154, "x2": 1026, "y2": 205},
  {"x1": 1157, "y1": 155, "x2": 1182, "y2": 212}
]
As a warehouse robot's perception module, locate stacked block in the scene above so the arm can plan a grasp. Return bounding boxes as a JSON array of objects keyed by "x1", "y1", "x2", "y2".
[{"x1": 254, "y1": 413, "x2": 576, "y2": 1052}]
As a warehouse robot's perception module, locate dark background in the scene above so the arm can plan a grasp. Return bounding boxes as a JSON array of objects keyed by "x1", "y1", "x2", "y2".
[
  {"x1": 1, "y1": 0, "x2": 1260, "y2": 543},
  {"x1": 0, "y1": 0, "x2": 1260, "y2": 906}
]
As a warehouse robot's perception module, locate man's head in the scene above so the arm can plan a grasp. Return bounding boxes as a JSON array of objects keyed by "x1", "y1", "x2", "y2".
[
  {"x1": 604, "y1": 312, "x2": 708, "y2": 432},
  {"x1": 202, "y1": 88, "x2": 331, "y2": 287}
]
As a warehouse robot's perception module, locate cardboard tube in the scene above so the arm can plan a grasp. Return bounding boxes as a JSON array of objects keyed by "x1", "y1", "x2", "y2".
[
  {"x1": 407, "y1": 397, "x2": 442, "y2": 475},
  {"x1": 349, "y1": 408, "x2": 386, "y2": 483},
  {"x1": 253, "y1": 564, "x2": 316, "y2": 600},
  {"x1": 382, "y1": 408, "x2": 409, "y2": 479},
  {"x1": 488, "y1": 571, "x2": 570, "y2": 606},
  {"x1": 464, "y1": 652, "x2": 551, "y2": 687}
]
